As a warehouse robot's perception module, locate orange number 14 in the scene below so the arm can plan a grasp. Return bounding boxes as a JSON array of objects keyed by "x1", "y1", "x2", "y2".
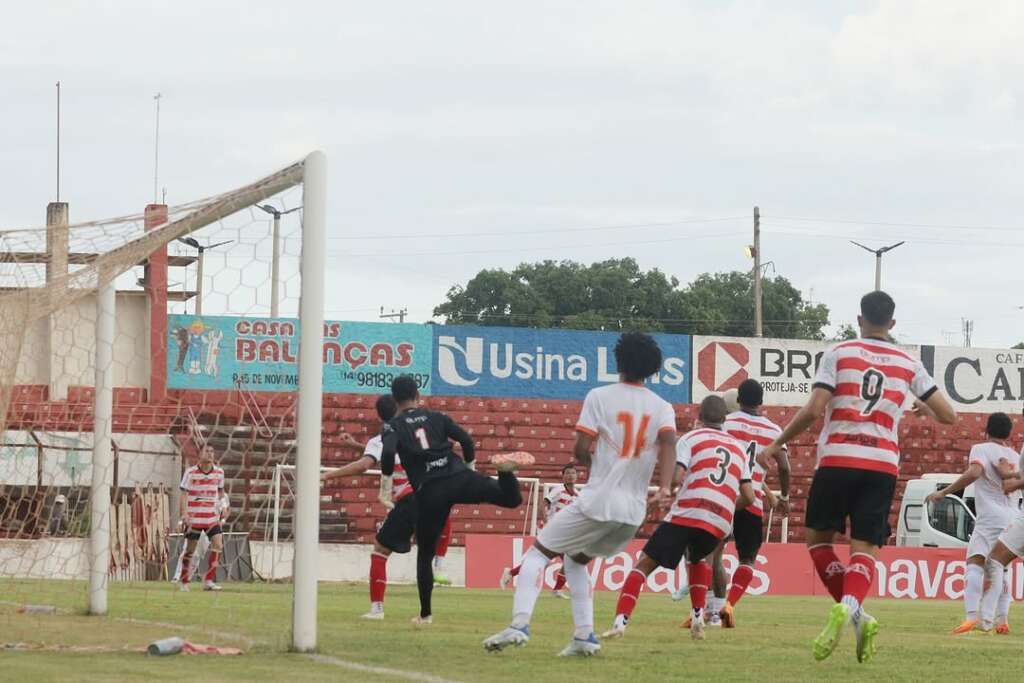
[{"x1": 616, "y1": 411, "x2": 651, "y2": 458}]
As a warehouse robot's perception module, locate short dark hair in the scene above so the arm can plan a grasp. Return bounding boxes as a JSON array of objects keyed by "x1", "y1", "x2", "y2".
[
  {"x1": 861, "y1": 290, "x2": 895, "y2": 327},
  {"x1": 561, "y1": 463, "x2": 577, "y2": 474},
  {"x1": 699, "y1": 395, "x2": 728, "y2": 426},
  {"x1": 390, "y1": 375, "x2": 419, "y2": 403},
  {"x1": 737, "y1": 379, "x2": 764, "y2": 408},
  {"x1": 375, "y1": 394, "x2": 397, "y2": 422},
  {"x1": 987, "y1": 412, "x2": 1013, "y2": 440},
  {"x1": 614, "y1": 332, "x2": 663, "y2": 383}
]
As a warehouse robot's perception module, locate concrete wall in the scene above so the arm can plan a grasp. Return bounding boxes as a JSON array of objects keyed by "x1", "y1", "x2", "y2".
[
  {"x1": 0, "y1": 431, "x2": 179, "y2": 488},
  {"x1": 14, "y1": 293, "x2": 150, "y2": 393}
]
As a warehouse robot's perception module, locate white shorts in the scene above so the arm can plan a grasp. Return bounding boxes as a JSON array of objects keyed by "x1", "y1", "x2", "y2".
[
  {"x1": 998, "y1": 516, "x2": 1024, "y2": 557},
  {"x1": 968, "y1": 521, "x2": 1010, "y2": 559},
  {"x1": 536, "y1": 503, "x2": 639, "y2": 558}
]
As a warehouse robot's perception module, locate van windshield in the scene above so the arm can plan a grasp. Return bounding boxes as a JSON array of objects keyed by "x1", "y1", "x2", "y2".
[{"x1": 928, "y1": 496, "x2": 975, "y2": 544}]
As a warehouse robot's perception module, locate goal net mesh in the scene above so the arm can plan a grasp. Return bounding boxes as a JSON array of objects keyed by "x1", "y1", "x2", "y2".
[{"x1": 0, "y1": 159, "x2": 311, "y2": 652}]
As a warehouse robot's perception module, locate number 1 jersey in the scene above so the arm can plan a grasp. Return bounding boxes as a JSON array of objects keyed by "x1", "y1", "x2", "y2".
[
  {"x1": 574, "y1": 383, "x2": 677, "y2": 526},
  {"x1": 812, "y1": 339, "x2": 937, "y2": 477}
]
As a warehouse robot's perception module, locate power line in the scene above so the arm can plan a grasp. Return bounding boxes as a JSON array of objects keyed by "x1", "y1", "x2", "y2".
[
  {"x1": 765, "y1": 214, "x2": 1023, "y2": 233},
  {"x1": 761, "y1": 226, "x2": 1024, "y2": 249},
  {"x1": 328, "y1": 216, "x2": 747, "y2": 240},
  {"x1": 334, "y1": 231, "x2": 748, "y2": 258}
]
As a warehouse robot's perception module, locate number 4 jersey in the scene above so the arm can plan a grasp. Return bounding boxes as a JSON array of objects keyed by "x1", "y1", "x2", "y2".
[
  {"x1": 724, "y1": 411, "x2": 785, "y2": 518},
  {"x1": 812, "y1": 338, "x2": 937, "y2": 477},
  {"x1": 574, "y1": 382, "x2": 678, "y2": 526},
  {"x1": 667, "y1": 428, "x2": 751, "y2": 539}
]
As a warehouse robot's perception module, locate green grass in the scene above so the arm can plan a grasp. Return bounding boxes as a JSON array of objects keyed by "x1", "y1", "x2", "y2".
[{"x1": 1, "y1": 579, "x2": 1021, "y2": 682}]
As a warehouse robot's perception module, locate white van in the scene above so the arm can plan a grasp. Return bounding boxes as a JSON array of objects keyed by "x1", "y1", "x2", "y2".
[{"x1": 896, "y1": 474, "x2": 976, "y2": 548}]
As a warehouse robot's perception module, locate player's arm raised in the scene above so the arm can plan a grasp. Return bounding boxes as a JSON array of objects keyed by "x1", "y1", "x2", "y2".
[
  {"x1": 926, "y1": 462, "x2": 982, "y2": 504},
  {"x1": 320, "y1": 454, "x2": 376, "y2": 483},
  {"x1": 761, "y1": 387, "x2": 831, "y2": 463}
]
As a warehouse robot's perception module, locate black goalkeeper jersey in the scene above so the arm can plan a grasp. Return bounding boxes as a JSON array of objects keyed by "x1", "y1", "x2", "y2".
[{"x1": 380, "y1": 407, "x2": 476, "y2": 490}]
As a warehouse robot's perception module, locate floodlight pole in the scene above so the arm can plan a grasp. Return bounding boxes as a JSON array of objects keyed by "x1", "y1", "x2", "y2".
[
  {"x1": 292, "y1": 151, "x2": 326, "y2": 653},
  {"x1": 271, "y1": 212, "x2": 281, "y2": 317},
  {"x1": 195, "y1": 248, "x2": 205, "y2": 316},
  {"x1": 850, "y1": 240, "x2": 905, "y2": 291},
  {"x1": 753, "y1": 206, "x2": 762, "y2": 337}
]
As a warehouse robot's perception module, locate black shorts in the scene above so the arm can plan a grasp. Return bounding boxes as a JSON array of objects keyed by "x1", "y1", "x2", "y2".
[
  {"x1": 185, "y1": 524, "x2": 223, "y2": 541},
  {"x1": 642, "y1": 522, "x2": 720, "y2": 570},
  {"x1": 732, "y1": 509, "x2": 763, "y2": 560},
  {"x1": 806, "y1": 466, "x2": 897, "y2": 547},
  {"x1": 376, "y1": 495, "x2": 418, "y2": 554}
]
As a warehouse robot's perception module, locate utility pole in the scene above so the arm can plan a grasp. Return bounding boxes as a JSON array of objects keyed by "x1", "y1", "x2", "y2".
[
  {"x1": 56, "y1": 81, "x2": 61, "y2": 201},
  {"x1": 962, "y1": 318, "x2": 974, "y2": 348},
  {"x1": 379, "y1": 306, "x2": 408, "y2": 323},
  {"x1": 753, "y1": 206, "x2": 762, "y2": 337},
  {"x1": 153, "y1": 93, "x2": 162, "y2": 204},
  {"x1": 850, "y1": 240, "x2": 905, "y2": 291}
]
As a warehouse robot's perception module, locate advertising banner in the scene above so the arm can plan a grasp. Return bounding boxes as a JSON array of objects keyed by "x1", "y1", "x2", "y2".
[
  {"x1": 692, "y1": 336, "x2": 922, "y2": 405},
  {"x1": 922, "y1": 346, "x2": 1024, "y2": 412},
  {"x1": 465, "y1": 535, "x2": 1020, "y2": 600},
  {"x1": 431, "y1": 325, "x2": 691, "y2": 402},
  {"x1": 167, "y1": 315, "x2": 433, "y2": 394}
]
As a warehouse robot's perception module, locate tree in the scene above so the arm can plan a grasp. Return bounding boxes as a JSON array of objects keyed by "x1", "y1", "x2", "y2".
[
  {"x1": 433, "y1": 258, "x2": 831, "y2": 339},
  {"x1": 1013, "y1": 342, "x2": 1024, "y2": 350},
  {"x1": 833, "y1": 324, "x2": 859, "y2": 341}
]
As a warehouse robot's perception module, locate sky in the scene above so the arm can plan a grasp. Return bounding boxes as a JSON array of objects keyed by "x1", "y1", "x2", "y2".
[{"x1": 3, "y1": 0, "x2": 1023, "y2": 347}]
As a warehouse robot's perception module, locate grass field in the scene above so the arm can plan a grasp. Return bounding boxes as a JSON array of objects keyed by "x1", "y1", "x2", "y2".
[{"x1": 1, "y1": 579, "x2": 1020, "y2": 682}]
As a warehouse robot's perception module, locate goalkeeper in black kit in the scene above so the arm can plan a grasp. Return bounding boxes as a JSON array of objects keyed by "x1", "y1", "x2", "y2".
[{"x1": 380, "y1": 375, "x2": 533, "y2": 624}]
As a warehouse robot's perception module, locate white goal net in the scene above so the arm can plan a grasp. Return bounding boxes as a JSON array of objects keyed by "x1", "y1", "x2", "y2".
[{"x1": 0, "y1": 152, "x2": 327, "y2": 653}]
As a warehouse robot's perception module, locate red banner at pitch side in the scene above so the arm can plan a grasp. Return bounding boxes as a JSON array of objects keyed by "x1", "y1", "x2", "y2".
[{"x1": 465, "y1": 535, "x2": 1024, "y2": 601}]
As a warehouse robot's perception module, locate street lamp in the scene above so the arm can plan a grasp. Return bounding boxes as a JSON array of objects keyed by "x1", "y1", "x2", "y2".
[
  {"x1": 850, "y1": 241, "x2": 905, "y2": 291},
  {"x1": 256, "y1": 204, "x2": 302, "y2": 318},
  {"x1": 178, "y1": 237, "x2": 232, "y2": 316}
]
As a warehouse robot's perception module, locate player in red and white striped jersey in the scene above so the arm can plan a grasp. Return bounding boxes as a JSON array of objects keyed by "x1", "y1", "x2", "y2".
[
  {"x1": 500, "y1": 464, "x2": 580, "y2": 597},
  {"x1": 177, "y1": 445, "x2": 228, "y2": 592},
  {"x1": 320, "y1": 394, "x2": 454, "y2": 620},
  {"x1": 714, "y1": 379, "x2": 791, "y2": 625},
  {"x1": 760, "y1": 291, "x2": 956, "y2": 664},
  {"x1": 604, "y1": 395, "x2": 754, "y2": 642}
]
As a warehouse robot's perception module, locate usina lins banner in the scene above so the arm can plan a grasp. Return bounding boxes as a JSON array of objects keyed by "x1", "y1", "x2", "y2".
[{"x1": 166, "y1": 315, "x2": 433, "y2": 394}]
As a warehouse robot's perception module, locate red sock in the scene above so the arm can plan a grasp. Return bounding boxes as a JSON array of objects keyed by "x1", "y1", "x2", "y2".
[
  {"x1": 204, "y1": 551, "x2": 220, "y2": 582},
  {"x1": 615, "y1": 569, "x2": 647, "y2": 619},
  {"x1": 726, "y1": 564, "x2": 755, "y2": 606},
  {"x1": 809, "y1": 544, "x2": 845, "y2": 602},
  {"x1": 843, "y1": 553, "x2": 875, "y2": 607},
  {"x1": 370, "y1": 552, "x2": 388, "y2": 603},
  {"x1": 180, "y1": 554, "x2": 192, "y2": 584},
  {"x1": 688, "y1": 561, "x2": 711, "y2": 613},
  {"x1": 509, "y1": 564, "x2": 521, "y2": 577},
  {"x1": 553, "y1": 570, "x2": 567, "y2": 591},
  {"x1": 435, "y1": 517, "x2": 452, "y2": 558}
]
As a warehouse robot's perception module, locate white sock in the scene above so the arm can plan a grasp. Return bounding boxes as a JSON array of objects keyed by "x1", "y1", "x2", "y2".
[
  {"x1": 980, "y1": 558, "x2": 1007, "y2": 628},
  {"x1": 563, "y1": 556, "x2": 593, "y2": 640},
  {"x1": 370, "y1": 601, "x2": 383, "y2": 612},
  {"x1": 433, "y1": 556, "x2": 445, "y2": 572},
  {"x1": 511, "y1": 547, "x2": 549, "y2": 628},
  {"x1": 840, "y1": 595, "x2": 860, "y2": 616},
  {"x1": 998, "y1": 574, "x2": 1012, "y2": 625},
  {"x1": 965, "y1": 563, "x2": 984, "y2": 620},
  {"x1": 708, "y1": 596, "x2": 723, "y2": 612}
]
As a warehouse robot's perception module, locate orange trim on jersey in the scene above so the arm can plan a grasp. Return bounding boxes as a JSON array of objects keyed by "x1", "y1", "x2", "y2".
[
  {"x1": 574, "y1": 425, "x2": 598, "y2": 437},
  {"x1": 818, "y1": 456, "x2": 899, "y2": 477},
  {"x1": 669, "y1": 517, "x2": 727, "y2": 539}
]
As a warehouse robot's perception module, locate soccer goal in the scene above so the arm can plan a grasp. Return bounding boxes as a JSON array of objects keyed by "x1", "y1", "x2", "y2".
[{"x1": 0, "y1": 152, "x2": 327, "y2": 652}]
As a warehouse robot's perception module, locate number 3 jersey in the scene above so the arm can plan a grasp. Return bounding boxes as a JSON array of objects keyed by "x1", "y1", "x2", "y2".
[
  {"x1": 574, "y1": 383, "x2": 677, "y2": 526},
  {"x1": 812, "y1": 338, "x2": 937, "y2": 477},
  {"x1": 667, "y1": 428, "x2": 751, "y2": 539}
]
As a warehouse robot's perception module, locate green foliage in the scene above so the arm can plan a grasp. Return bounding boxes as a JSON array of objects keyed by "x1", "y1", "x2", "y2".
[
  {"x1": 1013, "y1": 342, "x2": 1024, "y2": 350},
  {"x1": 434, "y1": 258, "x2": 830, "y2": 339}
]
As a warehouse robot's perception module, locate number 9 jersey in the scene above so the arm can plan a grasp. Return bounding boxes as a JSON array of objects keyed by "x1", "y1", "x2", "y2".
[
  {"x1": 812, "y1": 339, "x2": 937, "y2": 477},
  {"x1": 667, "y1": 427, "x2": 750, "y2": 539}
]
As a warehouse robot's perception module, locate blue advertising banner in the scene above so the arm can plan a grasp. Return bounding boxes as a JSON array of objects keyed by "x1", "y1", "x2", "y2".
[
  {"x1": 167, "y1": 315, "x2": 433, "y2": 394},
  {"x1": 432, "y1": 325, "x2": 691, "y2": 402}
]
